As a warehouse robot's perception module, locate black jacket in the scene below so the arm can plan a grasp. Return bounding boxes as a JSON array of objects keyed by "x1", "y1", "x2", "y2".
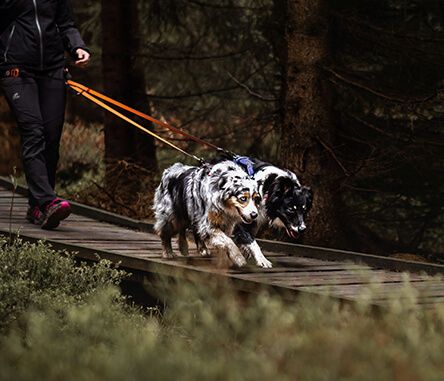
[{"x1": 0, "y1": 0, "x2": 88, "y2": 71}]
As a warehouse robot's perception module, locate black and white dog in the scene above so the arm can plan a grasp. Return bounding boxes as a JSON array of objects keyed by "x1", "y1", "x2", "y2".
[
  {"x1": 231, "y1": 158, "x2": 313, "y2": 268},
  {"x1": 153, "y1": 161, "x2": 261, "y2": 267}
]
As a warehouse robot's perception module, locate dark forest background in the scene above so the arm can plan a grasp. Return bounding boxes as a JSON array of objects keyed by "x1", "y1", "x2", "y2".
[{"x1": 1, "y1": 0, "x2": 443, "y2": 260}]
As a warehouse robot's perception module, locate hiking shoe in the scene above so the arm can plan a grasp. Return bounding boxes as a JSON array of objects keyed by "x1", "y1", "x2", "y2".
[
  {"x1": 41, "y1": 198, "x2": 71, "y2": 230},
  {"x1": 26, "y1": 206, "x2": 43, "y2": 225}
]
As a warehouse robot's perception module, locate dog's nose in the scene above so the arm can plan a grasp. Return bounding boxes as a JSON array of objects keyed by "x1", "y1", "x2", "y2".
[{"x1": 250, "y1": 211, "x2": 258, "y2": 220}]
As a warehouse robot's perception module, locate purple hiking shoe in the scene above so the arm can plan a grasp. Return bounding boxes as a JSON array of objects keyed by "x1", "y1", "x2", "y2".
[{"x1": 41, "y1": 198, "x2": 71, "y2": 230}]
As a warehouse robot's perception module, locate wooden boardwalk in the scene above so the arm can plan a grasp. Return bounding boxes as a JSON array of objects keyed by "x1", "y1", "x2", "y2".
[{"x1": 1, "y1": 181, "x2": 444, "y2": 308}]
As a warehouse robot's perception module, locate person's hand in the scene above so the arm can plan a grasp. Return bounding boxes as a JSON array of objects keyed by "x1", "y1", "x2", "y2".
[{"x1": 75, "y1": 48, "x2": 90, "y2": 67}]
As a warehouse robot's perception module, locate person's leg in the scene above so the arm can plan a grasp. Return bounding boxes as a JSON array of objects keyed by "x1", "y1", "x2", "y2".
[
  {"x1": 37, "y1": 68, "x2": 67, "y2": 190},
  {"x1": 33, "y1": 68, "x2": 71, "y2": 229},
  {"x1": 0, "y1": 76, "x2": 56, "y2": 210}
]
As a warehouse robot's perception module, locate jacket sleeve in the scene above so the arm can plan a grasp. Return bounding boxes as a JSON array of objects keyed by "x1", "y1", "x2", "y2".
[
  {"x1": 55, "y1": 0, "x2": 89, "y2": 59},
  {"x1": 0, "y1": 0, "x2": 18, "y2": 35}
]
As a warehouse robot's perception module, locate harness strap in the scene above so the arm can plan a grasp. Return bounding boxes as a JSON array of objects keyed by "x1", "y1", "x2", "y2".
[{"x1": 233, "y1": 155, "x2": 255, "y2": 177}]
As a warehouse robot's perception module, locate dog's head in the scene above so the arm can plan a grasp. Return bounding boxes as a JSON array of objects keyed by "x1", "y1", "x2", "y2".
[
  {"x1": 209, "y1": 161, "x2": 261, "y2": 224},
  {"x1": 264, "y1": 175, "x2": 313, "y2": 239}
]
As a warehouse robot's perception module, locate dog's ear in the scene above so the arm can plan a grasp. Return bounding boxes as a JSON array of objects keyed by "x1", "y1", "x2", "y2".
[
  {"x1": 262, "y1": 174, "x2": 278, "y2": 194},
  {"x1": 281, "y1": 177, "x2": 296, "y2": 193},
  {"x1": 301, "y1": 186, "x2": 313, "y2": 208},
  {"x1": 267, "y1": 177, "x2": 286, "y2": 207},
  {"x1": 218, "y1": 175, "x2": 228, "y2": 190},
  {"x1": 211, "y1": 168, "x2": 222, "y2": 177}
]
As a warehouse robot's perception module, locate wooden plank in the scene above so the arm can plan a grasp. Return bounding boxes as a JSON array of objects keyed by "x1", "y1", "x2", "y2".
[
  {"x1": 262, "y1": 273, "x2": 434, "y2": 288},
  {"x1": 60, "y1": 238, "x2": 161, "y2": 244},
  {"x1": 258, "y1": 240, "x2": 444, "y2": 276},
  {"x1": 4, "y1": 218, "x2": 136, "y2": 230},
  {"x1": 235, "y1": 269, "x2": 428, "y2": 282},
  {"x1": 298, "y1": 280, "x2": 444, "y2": 297},
  {"x1": 268, "y1": 276, "x2": 396, "y2": 287},
  {"x1": 236, "y1": 269, "x2": 384, "y2": 279},
  {"x1": 272, "y1": 256, "x2": 359, "y2": 266},
  {"x1": 0, "y1": 192, "x2": 26, "y2": 197},
  {"x1": 63, "y1": 244, "x2": 165, "y2": 252},
  {"x1": 271, "y1": 259, "x2": 369, "y2": 271},
  {"x1": 230, "y1": 265, "x2": 370, "y2": 275},
  {"x1": 0, "y1": 216, "x2": 95, "y2": 223}
]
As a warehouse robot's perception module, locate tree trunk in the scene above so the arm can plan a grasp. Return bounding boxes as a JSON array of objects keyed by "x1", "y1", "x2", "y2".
[
  {"x1": 101, "y1": 0, "x2": 157, "y2": 173},
  {"x1": 279, "y1": 0, "x2": 346, "y2": 248},
  {"x1": 0, "y1": 97, "x2": 21, "y2": 176}
]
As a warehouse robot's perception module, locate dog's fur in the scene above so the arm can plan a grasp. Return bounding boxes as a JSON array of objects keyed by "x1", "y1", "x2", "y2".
[
  {"x1": 232, "y1": 158, "x2": 313, "y2": 268},
  {"x1": 153, "y1": 161, "x2": 260, "y2": 267}
]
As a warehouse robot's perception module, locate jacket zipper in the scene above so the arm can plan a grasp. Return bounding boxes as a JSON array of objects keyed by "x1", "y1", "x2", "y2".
[
  {"x1": 3, "y1": 24, "x2": 16, "y2": 63},
  {"x1": 32, "y1": 0, "x2": 44, "y2": 70}
]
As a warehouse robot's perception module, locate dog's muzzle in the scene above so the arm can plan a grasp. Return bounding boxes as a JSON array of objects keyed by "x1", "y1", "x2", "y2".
[
  {"x1": 286, "y1": 223, "x2": 306, "y2": 239},
  {"x1": 239, "y1": 209, "x2": 258, "y2": 224}
]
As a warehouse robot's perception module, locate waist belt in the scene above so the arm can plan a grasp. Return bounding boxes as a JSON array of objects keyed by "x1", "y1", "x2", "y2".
[{"x1": 1, "y1": 67, "x2": 20, "y2": 78}]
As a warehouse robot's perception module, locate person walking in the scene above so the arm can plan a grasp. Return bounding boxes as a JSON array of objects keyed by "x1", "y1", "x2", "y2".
[{"x1": 0, "y1": 0, "x2": 90, "y2": 229}]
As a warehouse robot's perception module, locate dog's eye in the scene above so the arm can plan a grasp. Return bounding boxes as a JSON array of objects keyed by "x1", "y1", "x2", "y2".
[{"x1": 238, "y1": 196, "x2": 247, "y2": 203}]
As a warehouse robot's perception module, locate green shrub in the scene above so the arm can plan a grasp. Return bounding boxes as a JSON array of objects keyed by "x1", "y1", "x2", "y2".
[
  {"x1": 0, "y1": 288, "x2": 159, "y2": 381},
  {"x1": 0, "y1": 238, "x2": 125, "y2": 331},
  {"x1": 1, "y1": 239, "x2": 444, "y2": 381}
]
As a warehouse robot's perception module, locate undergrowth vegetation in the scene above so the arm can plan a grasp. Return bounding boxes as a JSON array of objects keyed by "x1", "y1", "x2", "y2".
[
  {"x1": 54, "y1": 121, "x2": 158, "y2": 220},
  {"x1": 1, "y1": 238, "x2": 444, "y2": 380},
  {"x1": 57, "y1": 120, "x2": 104, "y2": 194}
]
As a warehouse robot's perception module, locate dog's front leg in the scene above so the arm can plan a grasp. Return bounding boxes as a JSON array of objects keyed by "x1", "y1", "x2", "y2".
[
  {"x1": 234, "y1": 225, "x2": 272, "y2": 268},
  {"x1": 239, "y1": 241, "x2": 272, "y2": 269},
  {"x1": 205, "y1": 231, "x2": 247, "y2": 267},
  {"x1": 193, "y1": 231, "x2": 210, "y2": 257}
]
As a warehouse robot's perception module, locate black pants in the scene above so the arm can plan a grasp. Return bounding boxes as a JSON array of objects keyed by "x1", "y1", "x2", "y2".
[{"x1": 1, "y1": 67, "x2": 66, "y2": 209}]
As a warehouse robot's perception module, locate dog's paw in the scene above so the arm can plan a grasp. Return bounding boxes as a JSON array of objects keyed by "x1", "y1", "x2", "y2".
[
  {"x1": 179, "y1": 247, "x2": 189, "y2": 257},
  {"x1": 178, "y1": 235, "x2": 189, "y2": 256},
  {"x1": 256, "y1": 257, "x2": 273, "y2": 269},
  {"x1": 232, "y1": 254, "x2": 247, "y2": 268},
  {"x1": 162, "y1": 250, "x2": 176, "y2": 259},
  {"x1": 199, "y1": 248, "x2": 211, "y2": 257}
]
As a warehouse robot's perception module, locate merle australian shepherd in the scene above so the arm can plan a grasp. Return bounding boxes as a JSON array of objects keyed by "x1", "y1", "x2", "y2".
[
  {"x1": 231, "y1": 158, "x2": 313, "y2": 268},
  {"x1": 154, "y1": 161, "x2": 261, "y2": 267}
]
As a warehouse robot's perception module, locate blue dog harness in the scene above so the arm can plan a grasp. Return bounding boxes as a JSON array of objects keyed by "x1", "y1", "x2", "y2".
[{"x1": 233, "y1": 156, "x2": 255, "y2": 177}]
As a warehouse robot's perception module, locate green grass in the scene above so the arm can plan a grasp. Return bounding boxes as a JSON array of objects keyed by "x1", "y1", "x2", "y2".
[{"x1": 1, "y1": 238, "x2": 444, "y2": 381}]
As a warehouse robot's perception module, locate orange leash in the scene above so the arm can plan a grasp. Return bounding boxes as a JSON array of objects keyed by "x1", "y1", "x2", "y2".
[
  {"x1": 68, "y1": 82, "x2": 206, "y2": 164},
  {"x1": 67, "y1": 79, "x2": 220, "y2": 151}
]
